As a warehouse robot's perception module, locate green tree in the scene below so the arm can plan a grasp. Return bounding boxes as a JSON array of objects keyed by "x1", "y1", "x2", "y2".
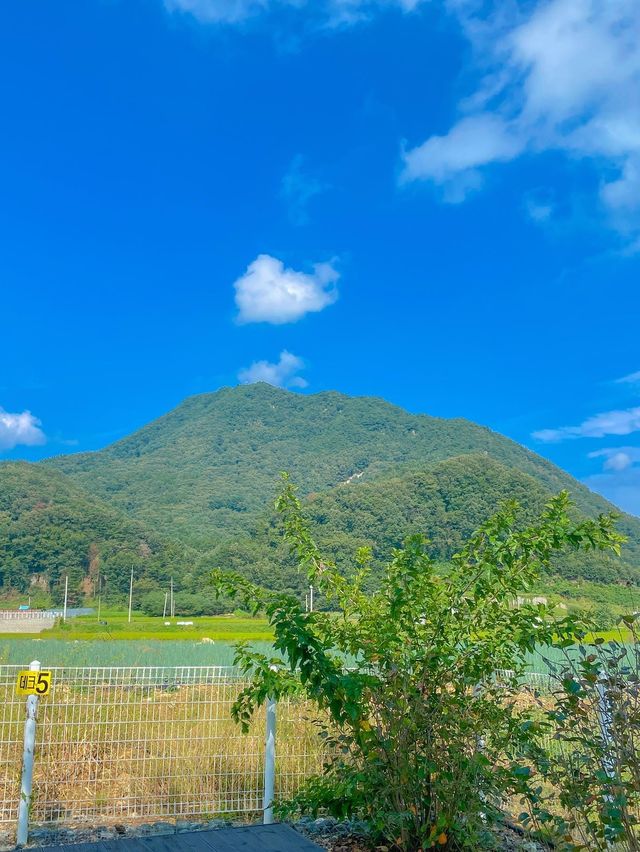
[{"x1": 214, "y1": 478, "x2": 623, "y2": 850}]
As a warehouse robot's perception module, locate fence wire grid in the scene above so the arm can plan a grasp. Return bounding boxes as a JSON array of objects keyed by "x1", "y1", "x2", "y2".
[
  {"x1": 0, "y1": 665, "x2": 325, "y2": 827},
  {"x1": 0, "y1": 664, "x2": 580, "y2": 834}
]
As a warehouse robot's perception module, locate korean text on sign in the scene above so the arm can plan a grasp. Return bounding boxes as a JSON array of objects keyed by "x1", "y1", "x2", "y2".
[{"x1": 16, "y1": 670, "x2": 52, "y2": 696}]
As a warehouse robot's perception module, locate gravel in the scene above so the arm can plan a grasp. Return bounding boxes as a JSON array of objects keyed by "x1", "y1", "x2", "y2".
[{"x1": 0, "y1": 816, "x2": 547, "y2": 851}]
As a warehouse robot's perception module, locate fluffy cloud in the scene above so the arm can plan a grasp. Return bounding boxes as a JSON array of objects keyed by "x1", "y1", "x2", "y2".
[
  {"x1": 234, "y1": 254, "x2": 339, "y2": 325},
  {"x1": 402, "y1": 0, "x2": 640, "y2": 241},
  {"x1": 0, "y1": 408, "x2": 46, "y2": 451},
  {"x1": 533, "y1": 406, "x2": 640, "y2": 442},
  {"x1": 238, "y1": 350, "x2": 308, "y2": 388}
]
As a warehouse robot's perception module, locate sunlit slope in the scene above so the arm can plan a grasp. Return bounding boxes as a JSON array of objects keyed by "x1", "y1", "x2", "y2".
[
  {"x1": 45, "y1": 383, "x2": 640, "y2": 556},
  {"x1": 4, "y1": 381, "x2": 640, "y2": 598},
  {"x1": 0, "y1": 462, "x2": 188, "y2": 598}
]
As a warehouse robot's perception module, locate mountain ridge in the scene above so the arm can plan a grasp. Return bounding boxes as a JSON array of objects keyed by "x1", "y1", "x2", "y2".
[
  {"x1": 43, "y1": 382, "x2": 628, "y2": 544},
  {"x1": 1, "y1": 383, "x2": 638, "y2": 611}
]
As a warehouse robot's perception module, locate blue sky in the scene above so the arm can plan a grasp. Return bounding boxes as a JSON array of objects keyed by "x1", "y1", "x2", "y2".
[{"x1": 1, "y1": 0, "x2": 640, "y2": 514}]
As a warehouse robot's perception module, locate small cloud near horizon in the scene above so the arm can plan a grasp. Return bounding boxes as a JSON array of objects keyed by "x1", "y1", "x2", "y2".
[
  {"x1": 533, "y1": 406, "x2": 640, "y2": 443},
  {"x1": 238, "y1": 350, "x2": 308, "y2": 389},
  {"x1": 588, "y1": 446, "x2": 640, "y2": 472},
  {"x1": 0, "y1": 408, "x2": 46, "y2": 452}
]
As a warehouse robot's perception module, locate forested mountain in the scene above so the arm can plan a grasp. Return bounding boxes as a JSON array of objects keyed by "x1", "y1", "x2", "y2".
[
  {"x1": 1, "y1": 383, "x2": 640, "y2": 608},
  {"x1": 0, "y1": 462, "x2": 190, "y2": 606},
  {"x1": 45, "y1": 383, "x2": 631, "y2": 546},
  {"x1": 302, "y1": 454, "x2": 640, "y2": 584},
  {"x1": 202, "y1": 453, "x2": 640, "y2": 599}
]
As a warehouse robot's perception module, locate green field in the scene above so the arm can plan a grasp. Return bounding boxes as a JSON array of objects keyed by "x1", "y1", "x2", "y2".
[
  {"x1": 0, "y1": 610, "x2": 634, "y2": 670},
  {"x1": 0, "y1": 612, "x2": 274, "y2": 666},
  {"x1": 0, "y1": 611, "x2": 273, "y2": 642},
  {"x1": 0, "y1": 638, "x2": 278, "y2": 666}
]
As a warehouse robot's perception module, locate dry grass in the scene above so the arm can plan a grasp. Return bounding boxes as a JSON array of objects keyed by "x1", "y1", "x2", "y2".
[
  {"x1": 2, "y1": 665, "x2": 616, "y2": 845},
  {"x1": 0, "y1": 668, "x2": 325, "y2": 827}
]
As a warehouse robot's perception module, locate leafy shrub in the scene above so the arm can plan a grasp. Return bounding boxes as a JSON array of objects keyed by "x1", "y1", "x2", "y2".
[
  {"x1": 526, "y1": 621, "x2": 640, "y2": 850},
  {"x1": 213, "y1": 477, "x2": 622, "y2": 850}
]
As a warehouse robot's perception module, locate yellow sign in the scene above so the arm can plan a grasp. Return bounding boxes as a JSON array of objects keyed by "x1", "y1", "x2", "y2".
[{"x1": 16, "y1": 670, "x2": 52, "y2": 696}]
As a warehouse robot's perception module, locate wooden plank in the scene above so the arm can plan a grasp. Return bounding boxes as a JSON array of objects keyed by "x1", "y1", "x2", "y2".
[{"x1": 46, "y1": 824, "x2": 323, "y2": 852}]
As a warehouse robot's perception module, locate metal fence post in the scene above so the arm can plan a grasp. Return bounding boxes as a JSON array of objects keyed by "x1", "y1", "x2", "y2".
[
  {"x1": 596, "y1": 672, "x2": 617, "y2": 786},
  {"x1": 16, "y1": 660, "x2": 41, "y2": 847},
  {"x1": 595, "y1": 671, "x2": 618, "y2": 852},
  {"x1": 263, "y1": 696, "x2": 276, "y2": 825}
]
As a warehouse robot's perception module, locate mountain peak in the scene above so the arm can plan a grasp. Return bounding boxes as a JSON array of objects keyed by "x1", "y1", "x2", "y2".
[{"x1": 3, "y1": 386, "x2": 639, "y2": 608}]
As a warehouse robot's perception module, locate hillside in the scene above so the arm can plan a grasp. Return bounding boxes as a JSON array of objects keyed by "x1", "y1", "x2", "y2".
[
  {"x1": 44, "y1": 383, "x2": 635, "y2": 548},
  {"x1": 203, "y1": 454, "x2": 640, "y2": 606},
  {"x1": 301, "y1": 454, "x2": 640, "y2": 584},
  {"x1": 1, "y1": 383, "x2": 638, "y2": 609},
  {"x1": 0, "y1": 462, "x2": 189, "y2": 606}
]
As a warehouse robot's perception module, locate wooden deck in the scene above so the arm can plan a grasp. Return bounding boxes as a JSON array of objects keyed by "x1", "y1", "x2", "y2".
[{"x1": 46, "y1": 825, "x2": 323, "y2": 852}]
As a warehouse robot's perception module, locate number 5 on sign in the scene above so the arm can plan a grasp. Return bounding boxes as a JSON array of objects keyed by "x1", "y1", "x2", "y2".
[{"x1": 16, "y1": 670, "x2": 52, "y2": 696}]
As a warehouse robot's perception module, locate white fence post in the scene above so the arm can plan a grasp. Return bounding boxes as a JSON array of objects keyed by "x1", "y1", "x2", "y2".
[
  {"x1": 596, "y1": 673, "x2": 617, "y2": 786},
  {"x1": 263, "y1": 696, "x2": 276, "y2": 825},
  {"x1": 16, "y1": 660, "x2": 41, "y2": 847}
]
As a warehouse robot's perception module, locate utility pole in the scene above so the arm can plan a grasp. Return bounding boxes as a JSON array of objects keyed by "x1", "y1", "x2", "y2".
[
  {"x1": 163, "y1": 591, "x2": 168, "y2": 619},
  {"x1": 309, "y1": 584, "x2": 314, "y2": 613},
  {"x1": 170, "y1": 577, "x2": 174, "y2": 618},
  {"x1": 63, "y1": 575, "x2": 68, "y2": 623},
  {"x1": 128, "y1": 566, "x2": 134, "y2": 624},
  {"x1": 97, "y1": 576, "x2": 102, "y2": 622}
]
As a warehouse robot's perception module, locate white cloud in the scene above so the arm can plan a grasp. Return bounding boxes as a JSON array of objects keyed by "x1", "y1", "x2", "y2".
[
  {"x1": 0, "y1": 408, "x2": 46, "y2": 451},
  {"x1": 238, "y1": 350, "x2": 308, "y2": 388},
  {"x1": 588, "y1": 446, "x2": 640, "y2": 471},
  {"x1": 585, "y1": 445, "x2": 640, "y2": 514},
  {"x1": 402, "y1": 0, "x2": 640, "y2": 240},
  {"x1": 604, "y1": 452, "x2": 633, "y2": 472},
  {"x1": 533, "y1": 406, "x2": 640, "y2": 442},
  {"x1": 234, "y1": 254, "x2": 339, "y2": 324},
  {"x1": 401, "y1": 114, "x2": 524, "y2": 197}
]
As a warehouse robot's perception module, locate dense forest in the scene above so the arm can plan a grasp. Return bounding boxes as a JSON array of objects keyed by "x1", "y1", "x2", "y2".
[
  {"x1": 45, "y1": 383, "x2": 622, "y2": 546},
  {"x1": 0, "y1": 464, "x2": 193, "y2": 608},
  {"x1": 1, "y1": 383, "x2": 639, "y2": 618}
]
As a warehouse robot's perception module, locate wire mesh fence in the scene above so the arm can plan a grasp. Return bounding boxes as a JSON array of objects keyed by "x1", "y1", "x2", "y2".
[
  {"x1": 0, "y1": 662, "x2": 598, "y2": 839},
  {"x1": 0, "y1": 665, "x2": 325, "y2": 828},
  {"x1": 0, "y1": 666, "x2": 25, "y2": 827}
]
